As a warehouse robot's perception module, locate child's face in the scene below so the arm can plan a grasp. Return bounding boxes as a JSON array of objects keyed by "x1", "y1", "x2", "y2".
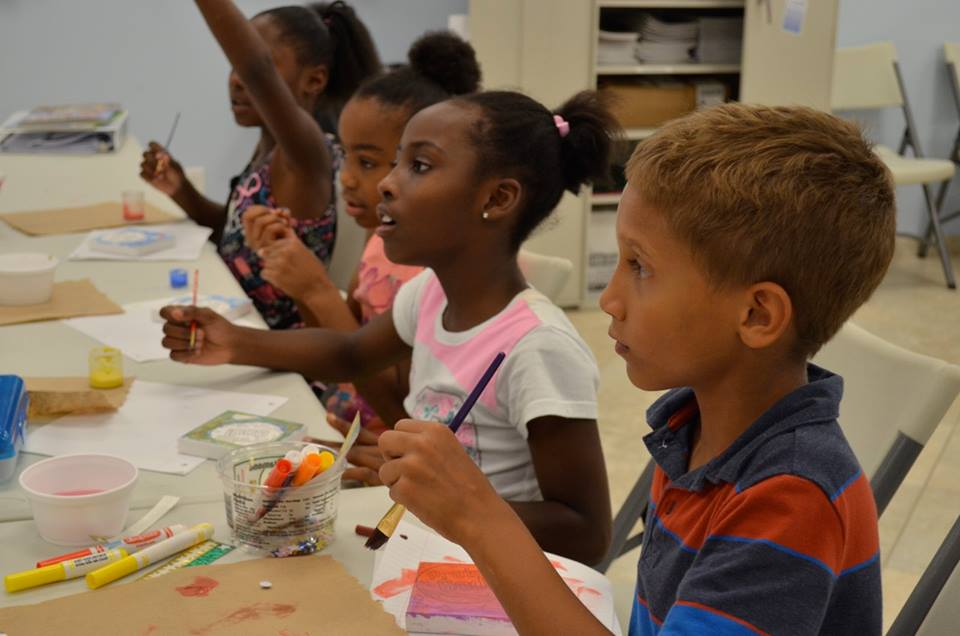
[
  {"x1": 337, "y1": 97, "x2": 408, "y2": 229},
  {"x1": 228, "y1": 16, "x2": 322, "y2": 128},
  {"x1": 375, "y1": 102, "x2": 489, "y2": 266},
  {"x1": 600, "y1": 183, "x2": 746, "y2": 391}
]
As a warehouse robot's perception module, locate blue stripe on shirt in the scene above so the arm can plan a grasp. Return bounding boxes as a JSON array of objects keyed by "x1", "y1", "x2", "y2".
[
  {"x1": 707, "y1": 534, "x2": 836, "y2": 576},
  {"x1": 660, "y1": 602, "x2": 764, "y2": 635}
]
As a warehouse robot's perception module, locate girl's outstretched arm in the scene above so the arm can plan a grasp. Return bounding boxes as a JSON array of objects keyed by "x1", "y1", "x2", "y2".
[
  {"x1": 195, "y1": 0, "x2": 333, "y2": 204},
  {"x1": 159, "y1": 304, "x2": 408, "y2": 384}
]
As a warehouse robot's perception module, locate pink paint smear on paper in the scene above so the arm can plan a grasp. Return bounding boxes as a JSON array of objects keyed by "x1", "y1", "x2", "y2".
[
  {"x1": 176, "y1": 576, "x2": 220, "y2": 598},
  {"x1": 190, "y1": 603, "x2": 296, "y2": 635}
]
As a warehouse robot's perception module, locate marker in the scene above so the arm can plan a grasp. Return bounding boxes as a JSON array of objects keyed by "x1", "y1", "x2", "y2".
[
  {"x1": 313, "y1": 450, "x2": 335, "y2": 477},
  {"x1": 86, "y1": 523, "x2": 214, "y2": 589},
  {"x1": 36, "y1": 524, "x2": 186, "y2": 568},
  {"x1": 283, "y1": 450, "x2": 302, "y2": 471},
  {"x1": 291, "y1": 452, "x2": 322, "y2": 486},
  {"x1": 6, "y1": 549, "x2": 128, "y2": 592}
]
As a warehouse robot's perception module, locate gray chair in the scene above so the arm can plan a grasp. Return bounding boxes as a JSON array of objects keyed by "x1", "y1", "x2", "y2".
[
  {"x1": 832, "y1": 42, "x2": 957, "y2": 289},
  {"x1": 598, "y1": 322, "x2": 960, "y2": 574},
  {"x1": 919, "y1": 43, "x2": 960, "y2": 261},
  {"x1": 887, "y1": 514, "x2": 960, "y2": 636}
]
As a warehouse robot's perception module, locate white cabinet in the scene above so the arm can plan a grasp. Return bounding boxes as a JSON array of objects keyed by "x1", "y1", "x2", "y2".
[{"x1": 469, "y1": 0, "x2": 838, "y2": 306}]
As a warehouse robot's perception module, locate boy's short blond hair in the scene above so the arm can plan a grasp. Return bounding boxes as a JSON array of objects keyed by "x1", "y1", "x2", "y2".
[{"x1": 626, "y1": 103, "x2": 896, "y2": 357}]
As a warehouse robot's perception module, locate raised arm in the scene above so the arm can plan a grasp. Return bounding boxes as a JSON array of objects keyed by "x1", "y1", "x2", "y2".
[{"x1": 194, "y1": 0, "x2": 333, "y2": 188}]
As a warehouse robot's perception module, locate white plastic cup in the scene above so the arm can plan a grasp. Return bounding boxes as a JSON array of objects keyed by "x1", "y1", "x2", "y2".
[
  {"x1": 0, "y1": 252, "x2": 59, "y2": 306},
  {"x1": 19, "y1": 454, "x2": 138, "y2": 546}
]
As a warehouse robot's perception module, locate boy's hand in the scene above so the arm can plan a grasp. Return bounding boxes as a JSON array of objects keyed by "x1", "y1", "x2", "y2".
[
  {"x1": 242, "y1": 206, "x2": 290, "y2": 251},
  {"x1": 309, "y1": 413, "x2": 385, "y2": 485},
  {"x1": 159, "y1": 305, "x2": 238, "y2": 365},
  {"x1": 258, "y1": 227, "x2": 334, "y2": 299},
  {"x1": 140, "y1": 141, "x2": 185, "y2": 196},
  {"x1": 378, "y1": 419, "x2": 506, "y2": 547}
]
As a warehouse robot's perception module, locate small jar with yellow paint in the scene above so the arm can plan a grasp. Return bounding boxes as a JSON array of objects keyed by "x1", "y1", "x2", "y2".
[{"x1": 88, "y1": 347, "x2": 123, "y2": 389}]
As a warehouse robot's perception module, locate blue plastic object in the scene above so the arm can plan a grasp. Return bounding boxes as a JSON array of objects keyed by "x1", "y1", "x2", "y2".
[
  {"x1": 169, "y1": 268, "x2": 189, "y2": 289},
  {"x1": 0, "y1": 375, "x2": 28, "y2": 482}
]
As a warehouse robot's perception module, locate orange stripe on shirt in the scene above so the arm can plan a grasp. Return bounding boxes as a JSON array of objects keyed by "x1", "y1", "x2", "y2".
[
  {"x1": 709, "y1": 474, "x2": 846, "y2": 574},
  {"x1": 831, "y1": 473, "x2": 880, "y2": 571}
]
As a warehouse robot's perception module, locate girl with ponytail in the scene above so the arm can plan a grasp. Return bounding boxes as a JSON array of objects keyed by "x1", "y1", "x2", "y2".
[{"x1": 161, "y1": 86, "x2": 619, "y2": 563}]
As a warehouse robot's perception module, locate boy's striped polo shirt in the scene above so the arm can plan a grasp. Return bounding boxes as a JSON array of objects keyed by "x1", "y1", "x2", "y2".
[{"x1": 630, "y1": 365, "x2": 881, "y2": 636}]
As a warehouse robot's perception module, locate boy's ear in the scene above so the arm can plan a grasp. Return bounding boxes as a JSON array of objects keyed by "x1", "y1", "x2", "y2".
[
  {"x1": 737, "y1": 282, "x2": 794, "y2": 350},
  {"x1": 480, "y1": 178, "x2": 522, "y2": 222}
]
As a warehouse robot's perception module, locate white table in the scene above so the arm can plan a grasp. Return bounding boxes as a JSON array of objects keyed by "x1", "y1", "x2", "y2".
[{"x1": 0, "y1": 139, "x2": 388, "y2": 610}]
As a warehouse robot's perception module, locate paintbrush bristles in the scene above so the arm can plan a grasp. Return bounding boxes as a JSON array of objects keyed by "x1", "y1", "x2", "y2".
[
  {"x1": 364, "y1": 529, "x2": 389, "y2": 550},
  {"x1": 365, "y1": 502, "x2": 407, "y2": 551}
]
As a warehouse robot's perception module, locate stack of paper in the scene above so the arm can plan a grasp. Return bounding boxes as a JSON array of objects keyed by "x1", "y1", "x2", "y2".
[
  {"x1": 0, "y1": 106, "x2": 128, "y2": 155},
  {"x1": 597, "y1": 30, "x2": 639, "y2": 66},
  {"x1": 635, "y1": 15, "x2": 697, "y2": 64},
  {"x1": 370, "y1": 520, "x2": 622, "y2": 635},
  {"x1": 696, "y1": 17, "x2": 743, "y2": 64}
]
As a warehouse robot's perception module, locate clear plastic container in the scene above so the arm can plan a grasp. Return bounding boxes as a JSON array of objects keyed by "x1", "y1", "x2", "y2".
[{"x1": 217, "y1": 441, "x2": 343, "y2": 553}]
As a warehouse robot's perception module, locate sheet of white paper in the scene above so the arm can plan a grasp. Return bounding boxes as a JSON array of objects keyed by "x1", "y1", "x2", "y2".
[
  {"x1": 23, "y1": 381, "x2": 288, "y2": 475},
  {"x1": 69, "y1": 223, "x2": 212, "y2": 261},
  {"x1": 370, "y1": 520, "x2": 621, "y2": 635},
  {"x1": 62, "y1": 298, "x2": 260, "y2": 363}
]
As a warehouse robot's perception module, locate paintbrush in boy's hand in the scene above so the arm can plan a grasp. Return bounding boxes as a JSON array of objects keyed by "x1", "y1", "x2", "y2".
[{"x1": 365, "y1": 351, "x2": 506, "y2": 550}]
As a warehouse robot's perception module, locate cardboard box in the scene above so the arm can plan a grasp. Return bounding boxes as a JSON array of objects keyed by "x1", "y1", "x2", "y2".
[{"x1": 601, "y1": 81, "x2": 696, "y2": 128}]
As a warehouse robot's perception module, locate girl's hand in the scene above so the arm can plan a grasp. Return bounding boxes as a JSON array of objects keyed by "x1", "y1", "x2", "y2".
[
  {"x1": 159, "y1": 305, "x2": 239, "y2": 365},
  {"x1": 309, "y1": 413, "x2": 386, "y2": 485},
  {"x1": 258, "y1": 227, "x2": 334, "y2": 299},
  {"x1": 378, "y1": 419, "x2": 506, "y2": 547},
  {"x1": 242, "y1": 206, "x2": 290, "y2": 251},
  {"x1": 140, "y1": 141, "x2": 185, "y2": 196}
]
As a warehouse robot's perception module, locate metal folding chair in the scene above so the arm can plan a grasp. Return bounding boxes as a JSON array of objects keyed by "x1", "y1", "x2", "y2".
[
  {"x1": 887, "y1": 514, "x2": 960, "y2": 636},
  {"x1": 919, "y1": 43, "x2": 960, "y2": 261},
  {"x1": 832, "y1": 42, "x2": 957, "y2": 289}
]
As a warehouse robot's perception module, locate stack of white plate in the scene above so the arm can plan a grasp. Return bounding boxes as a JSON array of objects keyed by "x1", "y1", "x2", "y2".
[
  {"x1": 597, "y1": 30, "x2": 639, "y2": 66},
  {"x1": 635, "y1": 15, "x2": 697, "y2": 64}
]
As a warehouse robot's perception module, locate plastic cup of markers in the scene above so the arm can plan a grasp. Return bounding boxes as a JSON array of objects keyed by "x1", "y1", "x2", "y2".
[{"x1": 217, "y1": 441, "x2": 343, "y2": 553}]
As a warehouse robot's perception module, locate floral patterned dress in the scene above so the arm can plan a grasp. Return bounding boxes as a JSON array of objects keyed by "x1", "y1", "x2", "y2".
[{"x1": 217, "y1": 140, "x2": 338, "y2": 330}]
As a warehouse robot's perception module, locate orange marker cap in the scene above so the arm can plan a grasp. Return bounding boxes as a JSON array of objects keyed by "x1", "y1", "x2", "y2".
[{"x1": 291, "y1": 453, "x2": 323, "y2": 486}]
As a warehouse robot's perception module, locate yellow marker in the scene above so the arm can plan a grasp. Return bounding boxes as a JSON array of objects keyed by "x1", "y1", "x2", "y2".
[
  {"x1": 86, "y1": 523, "x2": 213, "y2": 589},
  {"x1": 5, "y1": 548, "x2": 128, "y2": 593},
  {"x1": 317, "y1": 450, "x2": 335, "y2": 472}
]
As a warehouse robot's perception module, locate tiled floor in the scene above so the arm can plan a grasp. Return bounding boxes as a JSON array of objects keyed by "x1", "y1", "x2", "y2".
[{"x1": 566, "y1": 237, "x2": 960, "y2": 631}]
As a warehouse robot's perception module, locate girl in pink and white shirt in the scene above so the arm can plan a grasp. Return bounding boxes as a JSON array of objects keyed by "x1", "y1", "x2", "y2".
[{"x1": 160, "y1": 88, "x2": 619, "y2": 563}]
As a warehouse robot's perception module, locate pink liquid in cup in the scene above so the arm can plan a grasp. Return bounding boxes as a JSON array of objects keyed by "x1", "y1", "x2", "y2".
[{"x1": 53, "y1": 488, "x2": 106, "y2": 496}]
